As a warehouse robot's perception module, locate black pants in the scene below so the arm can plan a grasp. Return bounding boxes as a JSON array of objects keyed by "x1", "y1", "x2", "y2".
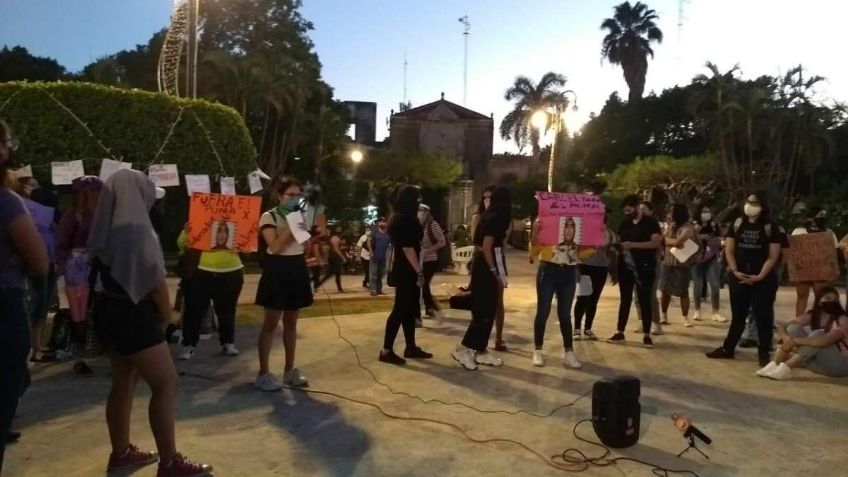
[
  {"x1": 724, "y1": 273, "x2": 778, "y2": 357},
  {"x1": 318, "y1": 255, "x2": 344, "y2": 292},
  {"x1": 617, "y1": 255, "x2": 656, "y2": 333},
  {"x1": 361, "y1": 259, "x2": 370, "y2": 287},
  {"x1": 383, "y1": 277, "x2": 419, "y2": 350},
  {"x1": 0, "y1": 288, "x2": 30, "y2": 474},
  {"x1": 421, "y1": 260, "x2": 440, "y2": 314},
  {"x1": 182, "y1": 269, "x2": 244, "y2": 347},
  {"x1": 574, "y1": 264, "x2": 608, "y2": 331},
  {"x1": 462, "y1": 253, "x2": 499, "y2": 352}
]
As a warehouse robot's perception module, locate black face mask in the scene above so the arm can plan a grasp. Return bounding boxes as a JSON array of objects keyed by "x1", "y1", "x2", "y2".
[{"x1": 820, "y1": 302, "x2": 841, "y2": 315}]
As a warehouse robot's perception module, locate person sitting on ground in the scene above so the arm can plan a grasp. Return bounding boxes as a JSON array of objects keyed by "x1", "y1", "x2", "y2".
[{"x1": 757, "y1": 286, "x2": 848, "y2": 380}]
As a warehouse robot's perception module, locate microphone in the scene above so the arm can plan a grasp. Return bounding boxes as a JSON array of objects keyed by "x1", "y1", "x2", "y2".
[{"x1": 671, "y1": 413, "x2": 712, "y2": 445}]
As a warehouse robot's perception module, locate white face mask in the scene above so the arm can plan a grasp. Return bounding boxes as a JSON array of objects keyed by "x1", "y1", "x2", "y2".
[
  {"x1": 701, "y1": 213, "x2": 712, "y2": 222},
  {"x1": 744, "y1": 204, "x2": 762, "y2": 218}
]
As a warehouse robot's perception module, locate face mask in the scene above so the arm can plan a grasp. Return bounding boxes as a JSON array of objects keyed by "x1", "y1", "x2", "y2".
[
  {"x1": 821, "y1": 301, "x2": 841, "y2": 315},
  {"x1": 701, "y1": 213, "x2": 712, "y2": 222},
  {"x1": 744, "y1": 204, "x2": 762, "y2": 218}
]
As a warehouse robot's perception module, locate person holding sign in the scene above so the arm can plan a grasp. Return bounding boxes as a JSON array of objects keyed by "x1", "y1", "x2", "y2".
[
  {"x1": 528, "y1": 216, "x2": 583, "y2": 368},
  {"x1": 254, "y1": 177, "x2": 315, "y2": 391},
  {"x1": 691, "y1": 206, "x2": 726, "y2": 323},
  {"x1": 758, "y1": 287, "x2": 848, "y2": 380},
  {"x1": 452, "y1": 186, "x2": 511, "y2": 370},
  {"x1": 790, "y1": 207, "x2": 839, "y2": 318},
  {"x1": 573, "y1": 210, "x2": 617, "y2": 341},
  {"x1": 608, "y1": 195, "x2": 663, "y2": 348},
  {"x1": 659, "y1": 203, "x2": 698, "y2": 328},
  {"x1": 88, "y1": 170, "x2": 212, "y2": 476},
  {"x1": 707, "y1": 192, "x2": 782, "y2": 367}
]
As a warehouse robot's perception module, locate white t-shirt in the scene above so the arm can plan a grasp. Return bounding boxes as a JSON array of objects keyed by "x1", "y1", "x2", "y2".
[
  {"x1": 790, "y1": 227, "x2": 838, "y2": 247},
  {"x1": 357, "y1": 234, "x2": 371, "y2": 260},
  {"x1": 259, "y1": 210, "x2": 305, "y2": 256}
]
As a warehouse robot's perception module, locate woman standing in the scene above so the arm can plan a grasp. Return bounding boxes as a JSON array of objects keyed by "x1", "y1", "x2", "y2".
[
  {"x1": 529, "y1": 216, "x2": 582, "y2": 369},
  {"x1": 659, "y1": 203, "x2": 697, "y2": 327},
  {"x1": 691, "y1": 206, "x2": 725, "y2": 323},
  {"x1": 89, "y1": 169, "x2": 211, "y2": 476},
  {"x1": 452, "y1": 186, "x2": 511, "y2": 370},
  {"x1": 417, "y1": 204, "x2": 447, "y2": 325},
  {"x1": 176, "y1": 221, "x2": 244, "y2": 361},
  {"x1": 318, "y1": 228, "x2": 347, "y2": 293},
  {"x1": 573, "y1": 210, "x2": 617, "y2": 341},
  {"x1": 1, "y1": 121, "x2": 47, "y2": 473},
  {"x1": 254, "y1": 177, "x2": 314, "y2": 390},
  {"x1": 706, "y1": 191, "x2": 782, "y2": 367},
  {"x1": 378, "y1": 185, "x2": 432, "y2": 365}
]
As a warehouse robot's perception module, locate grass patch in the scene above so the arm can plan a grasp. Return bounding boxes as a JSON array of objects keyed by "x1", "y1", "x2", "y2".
[{"x1": 235, "y1": 298, "x2": 394, "y2": 325}]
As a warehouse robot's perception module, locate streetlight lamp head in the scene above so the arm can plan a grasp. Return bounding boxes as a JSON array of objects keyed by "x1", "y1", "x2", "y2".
[
  {"x1": 531, "y1": 110, "x2": 548, "y2": 131},
  {"x1": 350, "y1": 149, "x2": 364, "y2": 163}
]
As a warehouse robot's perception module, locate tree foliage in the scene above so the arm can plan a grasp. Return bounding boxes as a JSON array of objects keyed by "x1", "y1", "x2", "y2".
[
  {"x1": 499, "y1": 72, "x2": 573, "y2": 157},
  {"x1": 0, "y1": 46, "x2": 67, "y2": 82},
  {"x1": 600, "y1": 1, "x2": 663, "y2": 103},
  {"x1": 356, "y1": 150, "x2": 462, "y2": 190}
]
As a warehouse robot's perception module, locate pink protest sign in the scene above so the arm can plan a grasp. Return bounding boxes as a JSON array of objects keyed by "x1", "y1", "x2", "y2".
[{"x1": 535, "y1": 192, "x2": 605, "y2": 246}]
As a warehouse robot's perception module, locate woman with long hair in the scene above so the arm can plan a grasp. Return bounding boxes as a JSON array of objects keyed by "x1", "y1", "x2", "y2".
[
  {"x1": 0, "y1": 120, "x2": 48, "y2": 473},
  {"x1": 89, "y1": 169, "x2": 211, "y2": 476},
  {"x1": 469, "y1": 186, "x2": 509, "y2": 350},
  {"x1": 758, "y1": 286, "x2": 848, "y2": 379},
  {"x1": 707, "y1": 191, "x2": 782, "y2": 367},
  {"x1": 378, "y1": 185, "x2": 432, "y2": 365},
  {"x1": 452, "y1": 186, "x2": 511, "y2": 370},
  {"x1": 659, "y1": 203, "x2": 696, "y2": 327},
  {"x1": 254, "y1": 177, "x2": 314, "y2": 390},
  {"x1": 691, "y1": 205, "x2": 725, "y2": 323}
]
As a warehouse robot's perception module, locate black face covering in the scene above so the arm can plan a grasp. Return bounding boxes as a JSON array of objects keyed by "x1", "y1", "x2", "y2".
[{"x1": 820, "y1": 302, "x2": 841, "y2": 315}]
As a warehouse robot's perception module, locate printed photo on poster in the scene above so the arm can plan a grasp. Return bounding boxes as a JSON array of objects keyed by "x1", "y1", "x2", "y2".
[
  {"x1": 558, "y1": 216, "x2": 583, "y2": 244},
  {"x1": 210, "y1": 221, "x2": 236, "y2": 250},
  {"x1": 187, "y1": 193, "x2": 262, "y2": 252}
]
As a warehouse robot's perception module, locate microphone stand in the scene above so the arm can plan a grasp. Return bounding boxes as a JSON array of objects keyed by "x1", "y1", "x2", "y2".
[{"x1": 676, "y1": 430, "x2": 709, "y2": 460}]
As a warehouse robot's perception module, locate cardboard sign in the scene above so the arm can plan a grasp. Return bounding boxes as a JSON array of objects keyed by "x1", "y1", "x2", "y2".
[
  {"x1": 187, "y1": 193, "x2": 262, "y2": 252},
  {"x1": 99, "y1": 158, "x2": 132, "y2": 181},
  {"x1": 535, "y1": 192, "x2": 605, "y2": 246},
  {"x1": 787, "y1": 232, "x2": 839, "y2": 283},
  {"x1": 185, "y1": 174, "x2": 210, "y2": 196},
  {"x1": 220, "y1": 177, "x2": 236, "y2": 195},
  {"x1": 51, "y1": 160, "x2": 85, "y2": 185},
  {"x1": 149, "y1": 164, "x2": 180, "y2": 187}
]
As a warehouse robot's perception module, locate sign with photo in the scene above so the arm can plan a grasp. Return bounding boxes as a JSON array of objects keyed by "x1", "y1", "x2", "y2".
[
  {"x1": 535, "y1": 192, "x2": 605, "y2": 246},
  {"x1": 187, "y1": 193, "x2": 262, "y2": 252}
]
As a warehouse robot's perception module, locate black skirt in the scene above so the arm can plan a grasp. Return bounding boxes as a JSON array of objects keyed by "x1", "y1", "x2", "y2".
[{"x1": 255, "y1": 254, "x2": 315, "y2": 311}]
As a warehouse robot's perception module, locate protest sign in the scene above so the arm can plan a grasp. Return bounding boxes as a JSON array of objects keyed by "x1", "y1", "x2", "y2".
[
  {"x1": 535, "y1": 192, "x2": 605, "y2": 246},
  {"x1": 148, "y1": 164, "x2": 180, "y2": 187},
  {"x1": 247, "y1": 171, "x2": 263, "y2": 194},
  {"x1": 185, "y1": 174, "x2": 210, "y2": 196},
  {"x1": 787, "y1": 232, "x2": 839, "y2": 283},
  {"x1": 99, "y1": 158, "x2": 132, "y2": 181},
  {"x1": 220, "y1": 177, "x2": 236, "y2": 195},
  {"x1": 51, "y1": 160, "x2": 85, "y2": 185},
  {"x1": 187, "y1": 193, "x2": 262, "y2": 252}
]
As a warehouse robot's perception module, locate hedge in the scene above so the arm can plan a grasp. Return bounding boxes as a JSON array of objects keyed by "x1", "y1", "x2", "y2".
[{"x1": 0, "y1": 81, "x2": 258, "y2": 253}]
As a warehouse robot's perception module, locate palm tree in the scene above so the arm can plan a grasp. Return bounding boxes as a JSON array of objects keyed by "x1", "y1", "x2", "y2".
[
  {"x1": 500, "y1": 72, "x2": 570, "y2": 159},
  {"x1": 600, "y1": 1, "x2": 663, "y2": 103},
  {"x1": 692, "y1": 62, "x2": 741, "y2": 190}
]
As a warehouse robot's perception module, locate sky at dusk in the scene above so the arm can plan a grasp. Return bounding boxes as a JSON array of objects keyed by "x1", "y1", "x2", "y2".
[{"x1": 2, "y1": 0, "x2": 847, "y2": 152}]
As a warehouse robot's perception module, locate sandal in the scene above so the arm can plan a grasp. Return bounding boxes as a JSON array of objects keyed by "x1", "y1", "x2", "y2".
[{"x1": 494, "y1": 340, "x2": 508, "y2": 352}]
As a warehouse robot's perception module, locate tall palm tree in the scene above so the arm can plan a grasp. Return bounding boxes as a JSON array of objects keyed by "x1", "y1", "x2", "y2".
[
  {"x1": 499, "y1": 72, "x2": 570, "y2": 159},
  {"x1": 600, "y1": 1, "x2": 663, "y2": 103}
]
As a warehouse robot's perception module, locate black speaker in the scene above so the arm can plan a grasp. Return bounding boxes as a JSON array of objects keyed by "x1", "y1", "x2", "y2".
[{"x1": 592, "y1": 375, "x2": 641, "y2": 448}]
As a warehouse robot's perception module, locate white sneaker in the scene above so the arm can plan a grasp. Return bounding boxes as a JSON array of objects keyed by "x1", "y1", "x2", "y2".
[
  {"x1": 766, "y1": 362, "x2": 792, "y2": 381},
  {"x1": 756, "y1": 361, "x2": 778, "y2": 377},
  {"x1": 532, "y1": 350, "x2": 545, "y2": 367},
  {"x1": 683, "y1": 317, "x2": 694, "y2": 328},
  {"x1": 254, "y1": 373, "x2": 283, "y2": 392},
  {"x1": 178, "y1": 346, "x2": 195, "y2": 361},
  {"x1": 222, "y1": 343, "x2": 239, "y2": 356},
  {"x1": 692, "y1": 310, "x2": 701, "y2": 321},
  {"x1": 652, "y1": 322, "x2": 664, "y2": 335},
  {"x1": 712, "y1": 312, "x2": 727, "y2": 323},
  {"x1": 573, "y1": 328, "x2": 582, "y2": 341},
  {"x1": 283, "y1": 368, "x2": 309, "y2": 387},
  {"x1": 660, "y1": 315, "x2": 669, "y2": 325},
  {"x1": 475, "y1": 350, "x2": 504, "y2": 367},
  {"x1": 452, "y1": 344, "x2": 478, "y2": 370},
  {"x1": 563, "y1": 351, "x2": 582, "y2": 369}
]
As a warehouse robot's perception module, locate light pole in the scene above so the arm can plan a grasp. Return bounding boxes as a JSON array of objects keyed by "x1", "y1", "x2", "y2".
[
  {"x1": 350, "y1": 149, "x2": 364, "y2": 164},
  {"x1": 536, "y1": 91, "x2": 578, "y2": 192}
]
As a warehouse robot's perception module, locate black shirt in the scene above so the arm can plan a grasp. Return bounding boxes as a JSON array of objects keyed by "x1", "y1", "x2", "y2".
[
  {"x1": 726, "y1": 219, "x2": 781, "y2": 275},
  {"x1": 474, "y1": 212, "x2": 509, "y2": 247},
  {"x1": 388, "y1": 213, "x2": 423, "y2": 280},
  {"x1": 618, "y1": 216, "x2": 661, "y2": 261}
]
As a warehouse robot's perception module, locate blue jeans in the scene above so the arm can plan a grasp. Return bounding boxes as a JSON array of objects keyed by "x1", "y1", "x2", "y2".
[
  {"x1": 1, "y1": 287, "x2": 31, "y2": 471},
  {"x1": 533, "y1": 262, "x2": 577, "y2": 350},
  {"x1": 370, "y1": 258, "x2": 386, "y2": 294},
  {"x1": 692, "y1": 259, "x2": 720, "y2": 312}
]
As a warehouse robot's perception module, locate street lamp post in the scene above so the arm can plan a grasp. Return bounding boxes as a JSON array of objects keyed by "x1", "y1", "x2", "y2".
[{"x1": 536, "y1": 91, "x2": 578, "y2": 193}]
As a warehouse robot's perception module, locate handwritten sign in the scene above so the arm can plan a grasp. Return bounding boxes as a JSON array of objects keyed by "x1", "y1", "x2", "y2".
[
  {"x1": 220, "y1": 176, "x2": 236, "y2": 195},
  {"x1": 247, "y1": 171, "x2": 263, "y2": 194},
  {"x1": 148, "y1": 164, "x2": 180, "y2": 187},
  {"x1": 535, "y1": 192, "x2": 605, "y2": 246},
  {"x1": 99, "y1": 158, "x2": 132, "y2": 181},
  {"x1": 51, "y1": 160, "x2": 85, "y2": 185},
  {"x1": 187, "y1": 193, "x2": 262, "y2": 252},
  {"x1": 185, "y1": 174, "x2": 210, "y2": 196},
  {"x1": 787, "y1": 232, "x2": 839, "y2": 283}
]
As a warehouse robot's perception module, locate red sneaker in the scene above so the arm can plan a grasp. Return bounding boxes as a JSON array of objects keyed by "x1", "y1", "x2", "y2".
[
  {"x1": 157, "y1": 453, "x2": 213, "y2": 477},
  {"x1": 107, "y1": 444, "x2": 159, "y2": 472}
]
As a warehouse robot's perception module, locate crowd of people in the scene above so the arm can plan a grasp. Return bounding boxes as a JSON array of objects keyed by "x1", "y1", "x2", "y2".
[{"x1": 2, "y1": 116, "x2": 848, "y2": 475}]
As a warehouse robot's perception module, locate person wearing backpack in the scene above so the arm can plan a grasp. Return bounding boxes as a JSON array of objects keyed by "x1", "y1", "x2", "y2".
[
  {"x1": 417, "y1": 204, "x2": 447, "y2": 326},
  {"x1": 254, "y1": 177, "x2": 314, "y2": 391},
  {"x1": 706, "y1": 191, "x2": 782, "y2": 367}
]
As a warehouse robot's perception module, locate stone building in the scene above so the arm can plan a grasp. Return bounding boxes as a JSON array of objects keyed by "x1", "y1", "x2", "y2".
[{"x1": 388, "y1": 94, "x2": 493, "y2": 232}]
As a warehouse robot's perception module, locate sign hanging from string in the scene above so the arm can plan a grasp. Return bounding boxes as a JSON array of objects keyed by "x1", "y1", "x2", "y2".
[
  {"x1": 220, "y1": 177, "x2": 236, "y2": 195},
  {"x1": 185, "y1": 174, "x2": 210, "y2": 196},
  {"x1": 99, "y1": 158, "x2": 132, "y2": 181},
  {"x1": 149, "y1": 164, "x2": 180, "y2": 187},
  {"x1": 51, "y1": 160, "x2": 85, "y2": 185}
]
